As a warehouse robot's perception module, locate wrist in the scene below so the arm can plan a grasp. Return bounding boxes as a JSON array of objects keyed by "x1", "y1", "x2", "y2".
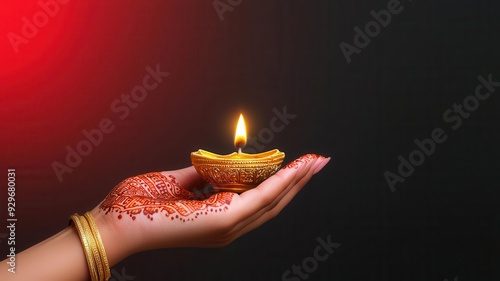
[{"x1": 88, "y1": 208, "x2": 136, "y2": 266}]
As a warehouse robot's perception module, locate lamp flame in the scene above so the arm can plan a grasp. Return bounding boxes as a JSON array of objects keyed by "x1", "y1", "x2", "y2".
[{"x1": 234, "y1": 114, "x2": 247, "y2": 151}]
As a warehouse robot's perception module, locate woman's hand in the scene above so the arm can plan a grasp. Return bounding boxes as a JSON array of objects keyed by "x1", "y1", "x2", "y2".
[{"x1": 89, "y1": 154, "x2": 330, "y2": 264}]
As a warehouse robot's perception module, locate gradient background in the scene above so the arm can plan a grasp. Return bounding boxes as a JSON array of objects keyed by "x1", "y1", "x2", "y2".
[{"x1": 1, "y1": 0, "x2": 499, "y2": 280}]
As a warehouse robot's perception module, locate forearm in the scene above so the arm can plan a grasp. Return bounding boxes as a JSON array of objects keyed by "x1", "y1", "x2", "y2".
[
  {"x1": 0, "y1": 227, "x2": 89, "y2": 281},
  {"x1": 0, "y1": 211, "x2": 127, "y2": 281}
]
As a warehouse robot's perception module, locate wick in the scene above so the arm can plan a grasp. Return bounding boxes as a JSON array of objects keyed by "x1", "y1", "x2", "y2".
[{"x1": 238, "y1": 147, "x2": 242, "y2": 155}]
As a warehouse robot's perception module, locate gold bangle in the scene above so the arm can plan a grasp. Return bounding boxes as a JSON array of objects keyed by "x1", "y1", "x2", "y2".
[
  {"x1": 78, "y1": 215, "x2": 105, "y2": 280},
  {"x1": 71, "y1": 213, "x2": 111, "y2": 281},
  {"x1": 85, "y1": 212, "x2": 111, "y2": 281},
  {"x1": 71, "y1": 214, "x2": 99, "y2": 281}
]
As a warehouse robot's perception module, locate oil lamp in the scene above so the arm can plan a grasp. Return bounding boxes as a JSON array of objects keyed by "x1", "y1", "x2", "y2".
[{"x1": 191, "y1": 114, "x2": 285, "y2": 193}]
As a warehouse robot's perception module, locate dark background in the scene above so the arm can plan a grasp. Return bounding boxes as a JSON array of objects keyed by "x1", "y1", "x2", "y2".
[{"x1": 1, "y1": 0, "x2": 499, "y2": 280}]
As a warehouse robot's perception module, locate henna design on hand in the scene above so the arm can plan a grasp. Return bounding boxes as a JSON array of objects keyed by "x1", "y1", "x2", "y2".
[
  {"x1": 283, "y1": 154, "x2": 322, "y2": 170},
  {"x1": 100, "y1": 172, "x2": 234, "y2": 222}
]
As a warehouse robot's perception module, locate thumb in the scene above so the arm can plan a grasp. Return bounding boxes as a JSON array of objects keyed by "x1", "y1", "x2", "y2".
[{"x1": 161, "y1": 166, "x2": 207, "y2": 192}]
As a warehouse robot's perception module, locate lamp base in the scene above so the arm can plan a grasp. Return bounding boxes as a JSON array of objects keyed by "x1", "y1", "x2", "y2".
[{"x1": 212, "y1": 184, "x2": 257, "y2": 193}]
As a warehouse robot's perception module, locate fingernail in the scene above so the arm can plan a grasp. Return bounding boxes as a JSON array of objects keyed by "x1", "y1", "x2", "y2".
[{"x1": 313, "y1": 157, "x2": 331, "y2": 174}]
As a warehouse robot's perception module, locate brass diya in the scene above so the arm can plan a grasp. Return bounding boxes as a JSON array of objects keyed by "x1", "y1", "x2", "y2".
[
  {"x1": 191, "y1": 114, "x2": 285, "y2": 193},
  {"x1": 191, "y1": 149, "x2": 285, "y2": 193}
]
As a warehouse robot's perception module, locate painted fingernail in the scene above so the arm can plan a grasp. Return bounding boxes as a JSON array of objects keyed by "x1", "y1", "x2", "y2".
[{"x1": 313, "y1": 157, "x2": 331, "y2": 174}]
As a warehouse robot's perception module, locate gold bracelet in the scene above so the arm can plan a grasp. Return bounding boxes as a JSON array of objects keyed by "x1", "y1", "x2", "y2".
[
  {"x1": 70, "y1": 213, "x2": 111, "y2": 281},
  {"x1": 85, "y1": 212, "x2": 111, "y2": 280},
  {"x1": 70, "y1": 214, "x2": 99, "y2": 281},
  {"x1": 78, "y1": 215, "x2": 105, "y2": 280}
]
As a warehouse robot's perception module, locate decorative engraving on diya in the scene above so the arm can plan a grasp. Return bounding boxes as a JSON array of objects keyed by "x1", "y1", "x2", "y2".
[{"x1": 191, "y1": 149, "x2": 285, "y2": 193}]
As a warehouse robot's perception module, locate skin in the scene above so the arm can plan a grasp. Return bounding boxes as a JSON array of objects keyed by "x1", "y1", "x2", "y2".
[
  {"x1": 99, "y1": 172, "x2": 234, "y2": 222},
  {"x1": 0, "y1": 154, "x2": 330, "y2": 281}
]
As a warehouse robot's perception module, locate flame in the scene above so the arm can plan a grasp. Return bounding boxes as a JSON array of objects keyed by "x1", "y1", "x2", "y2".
[{"x1": 234, "y1": 114, "x2": 247, "y2": 149}]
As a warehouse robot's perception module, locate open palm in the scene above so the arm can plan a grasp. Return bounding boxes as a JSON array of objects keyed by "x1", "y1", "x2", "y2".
[{"x1": 90, "y1": 154, "x2": 330, "y2": 256}]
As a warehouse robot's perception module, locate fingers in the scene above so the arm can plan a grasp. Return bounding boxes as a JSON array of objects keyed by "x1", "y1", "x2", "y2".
[
  {"x1": 161, "y1": 166, "x2": 206, "y2": 192},
  {"x1": 233, "y1": 157, "x2": 330, "y2": 238},
  {"x1": 313, "y1": 157, "x2": 330, "y2": 174},
  {"x1": 236, "y1": 154, "x2": 327, "y2": 223}
]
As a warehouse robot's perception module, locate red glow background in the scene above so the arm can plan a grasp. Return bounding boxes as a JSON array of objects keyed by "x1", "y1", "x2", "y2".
[{"x1": 1, "y1": 0, "x2": 234, "y2": 249}]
